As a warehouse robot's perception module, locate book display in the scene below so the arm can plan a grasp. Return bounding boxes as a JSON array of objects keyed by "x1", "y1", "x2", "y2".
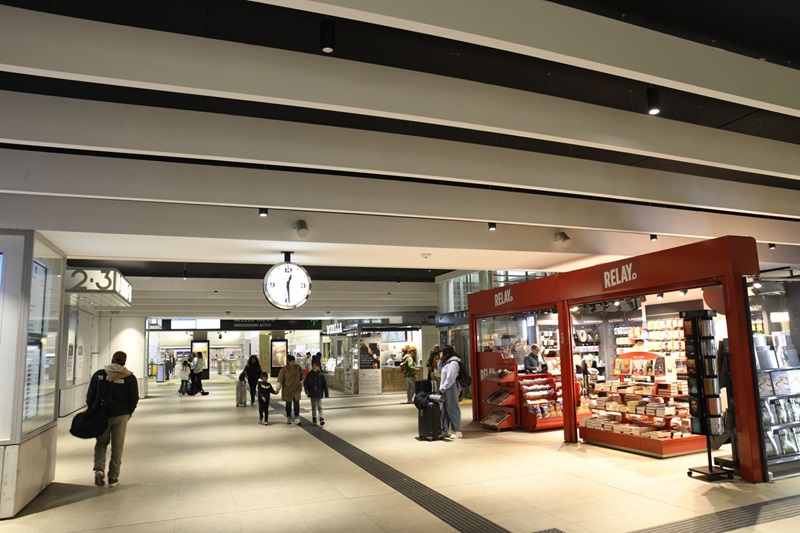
[{"x1": 476, "y1": 351, "x2": 518, "y2": 430}]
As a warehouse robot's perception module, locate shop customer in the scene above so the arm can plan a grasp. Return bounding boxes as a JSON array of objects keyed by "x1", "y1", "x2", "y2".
[
  {"x1": 524, "y1": 343, "x2": 545, "y2": 374},
  {"x1": 243, "y1": 355, "x2": 262, "y2": 404},
  {"x1": 277, "y1": 355, "x2": 304, "y2": 424},
  {"x1": 88, "y1": 351, "x2": 139, "y2": 487},
  {"x1": 401, "y1": 347, "x2": 418, "y2": 403},
  {"x1": 438, "y1": 345, "x2": 463, "y2": 439}
]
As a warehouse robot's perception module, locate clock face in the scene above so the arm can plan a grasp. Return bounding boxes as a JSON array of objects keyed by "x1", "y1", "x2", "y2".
[{"x1": 263, "y1": 262, "x2": 312, "y2": 310}]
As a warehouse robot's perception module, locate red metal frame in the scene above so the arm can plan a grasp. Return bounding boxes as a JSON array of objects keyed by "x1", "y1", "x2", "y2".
[{"x1": 467, "y1": 236, "x2": 763, "y2": 482}]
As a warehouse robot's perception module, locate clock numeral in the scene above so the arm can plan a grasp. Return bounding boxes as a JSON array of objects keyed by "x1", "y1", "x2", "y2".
[
  {"x1": 284, "y1": 267, "x2": 293, "y2": 273},
  {"x1": 300, "y1": 283, "x2": 307, "y2": 289},
  {"x1": 285, "y1": 297, "x2": 290, "y2": 304},
  {"x1": 269, "y1": 282, "x2": 275, "y2": 287}
]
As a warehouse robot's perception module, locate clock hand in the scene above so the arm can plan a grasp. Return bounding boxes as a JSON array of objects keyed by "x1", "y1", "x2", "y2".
[{"x1": 286, "y1": 275, "x2": 292, "y2": 300}]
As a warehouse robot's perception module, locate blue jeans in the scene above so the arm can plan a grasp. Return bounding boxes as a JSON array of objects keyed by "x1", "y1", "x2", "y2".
[
  {"x1": 285, "y1": 399, "x2": 300, "y2": 418},
  {"x1": 441, "y1": 385, "x2": 461, "y2": 433}
]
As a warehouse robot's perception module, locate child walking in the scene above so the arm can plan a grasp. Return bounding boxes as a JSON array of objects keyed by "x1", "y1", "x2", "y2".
[
  {"x1": 178, "y1": 360, "x2": 191, "y2": 395},
  {"x1": 257, "y1": 372, "x2": 277, "y2": 425},
  {"x1": 303, "y1": 362, "x2": 329, "y2": 426}
]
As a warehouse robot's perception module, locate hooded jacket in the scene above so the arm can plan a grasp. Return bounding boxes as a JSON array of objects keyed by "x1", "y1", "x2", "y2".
[
  {"x1": 439, "y1": 356, "x2": 461, "y2": 392},
  {"x1": 87, "y1": 363, "x2": 139, "y2": 417},
  {"x1": 303, "y1": 369, "x2": 329, "y2": 399}
]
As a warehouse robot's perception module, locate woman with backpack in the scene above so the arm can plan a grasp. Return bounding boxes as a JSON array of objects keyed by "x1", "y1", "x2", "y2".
[{"x1": 438, "y1": 345, "x2": 463, "y2": 439}]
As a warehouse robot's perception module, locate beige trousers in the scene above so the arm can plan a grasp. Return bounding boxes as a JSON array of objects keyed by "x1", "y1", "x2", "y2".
[{"x1": 94, "y1": 414, "x2": 130, "y2": 479}]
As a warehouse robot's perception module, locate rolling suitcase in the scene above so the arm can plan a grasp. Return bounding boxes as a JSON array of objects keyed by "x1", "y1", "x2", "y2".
[
  {"x1": 418, "y1": 402, "x2": 443, "y2": 441},
  {"x1": 236, "y1": 380, "x2": 248, "y2": 407}
]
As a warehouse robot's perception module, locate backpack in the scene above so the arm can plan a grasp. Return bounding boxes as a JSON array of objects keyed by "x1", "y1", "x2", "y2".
[{"x1": 457, "y1": 361, "x2": 472, "y2": 388}]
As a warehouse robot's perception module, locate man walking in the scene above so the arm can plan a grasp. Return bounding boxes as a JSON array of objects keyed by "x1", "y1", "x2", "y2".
[{"x1": 89, "y1": 351, "x2": 138, "y2": 488}]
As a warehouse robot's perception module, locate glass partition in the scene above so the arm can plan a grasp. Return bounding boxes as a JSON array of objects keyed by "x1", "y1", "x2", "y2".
[{"x1": 21, "y1": 236, "x2": 63, "y2": 437}]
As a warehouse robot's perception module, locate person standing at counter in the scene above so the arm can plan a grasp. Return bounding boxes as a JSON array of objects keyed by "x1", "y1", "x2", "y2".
[
  {"x1": 438, "y1": 345, "x2": 462, "y2": 439},
  {"x1": 400, "y1": 347, "x2": 418, "y2": 404},
  {"x1": 524, "y1": 343, "x2": 545, "y2": 374}
]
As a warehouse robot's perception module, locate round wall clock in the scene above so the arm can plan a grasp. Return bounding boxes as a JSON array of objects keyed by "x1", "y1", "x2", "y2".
[{"x1": 263, "y1": 261, "x2": 312, "y2": 310}]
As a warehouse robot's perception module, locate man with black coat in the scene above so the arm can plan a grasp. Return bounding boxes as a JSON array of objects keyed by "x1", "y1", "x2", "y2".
[{"x1": 88, "y1": 351, "x2": 138, "y2": 488}]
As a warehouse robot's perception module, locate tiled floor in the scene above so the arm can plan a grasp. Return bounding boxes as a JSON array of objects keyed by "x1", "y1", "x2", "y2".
[{"x1": 2, "y1": 375, "x2": 800, "y2": 533}]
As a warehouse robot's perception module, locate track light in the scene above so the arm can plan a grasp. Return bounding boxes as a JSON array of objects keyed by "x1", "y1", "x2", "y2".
[
  {"x1": 650, "y1": 234, "x2": 658, "y2": 241},
  {"x1": 657, "y1": 293, "x2": 664, "y2": 300},
  {"x1": 488, "y1": 222, "x2": 497, "y2": 231},
  {"x1": 646, "y1": 87, "x2": 660, "y2": 115},
  {"x1": 753, "y1": 278, "x2": 762, "y2": 289},
  {"x1": 183, "y1": 263, "x2": 187, "y2": 281},
  {"x1": 295, "y1": 220, "x2": 309, "y2": 239},
  {"x1": 769, "y1": 243, "x2": 777, "y2": 250},
  {"x1": 555, "y1": 231, "x2": 572, "y2": 248},
  {"x1": 613, "y1": 300, "x2": 620, "y2": 306},
  {"x1": 259, "y1": 208, "x2": 269, "y2": 217},
  {"x1": 679, "y1": 289, "x2": 687, "y2": 297},
  {"x1": 321, "y1": 19, "x2": 335, "y2": 54},
  {"x1": 218, "y1": 332, "x2": 223, "y2": 340}
]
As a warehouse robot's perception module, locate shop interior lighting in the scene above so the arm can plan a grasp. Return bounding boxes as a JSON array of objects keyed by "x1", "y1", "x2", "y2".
[
  {"x1": 753, "y1": 278, "x2": 762, "y2": 289},
  {"x1": 657, "y1": 293, "x2": 664, "y2": 300},
  {"x1": 396, "y1": 269, "x2": 401, "y2": 284},
  {"x1": 613, "y1": 300, "x2": 620, "y2": 306},
  {"x1": 555, "y1": 231, "x2": 572, "y2": 248},
  {"x1": 258, "y1": 208, "x2": 269, "y2": 217},
  {"x1": 488, "y1": 222, "x2": 497, "y2": 231},
  {"x1": 650, "y1": 234, "x2": 658, "y2": 241},
  {"x1": 183, "y1": 263, "x2": 187, "y2": 281},
  {"x1": 769, "y1": 243, "x2": 777, "y2": 250},
  {"x1": 570, "y1": 306, "x2": 579, "y2": 312},
  {"x1": 646, "y1": 87, "x2": 661, "y2": 115},
  {"x1": 321, "y1": 19, "x2": 335, "y2": 54},
  {"x1": 679, "y1": 289, "x2": 687, "y2": 297}
]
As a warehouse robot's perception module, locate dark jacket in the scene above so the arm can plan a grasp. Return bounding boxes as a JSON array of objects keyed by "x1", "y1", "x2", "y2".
[
  {"x1": 303, "y1": 370, "x2": 329, "y2": 399},
  {"x1": 257, "y1": 380, "x2": 276, "y2": 404},
  {"x1": 245, "y1": 361, "x2": 262, "y2": 383},
  {"x1": 87, "y1": 364, "x2": 139, "y2": 417}
]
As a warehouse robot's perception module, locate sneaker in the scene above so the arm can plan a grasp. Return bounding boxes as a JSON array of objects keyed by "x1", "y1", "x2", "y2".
[
  {"x1": 263, "y1": 421, "x2": 269, "y2": 426},
  {"x1": 453, "y1": 431, "x2": 463, "y2": 439},
  {"x1": 258, "y1": 420, "x2": 263, "y2": 425},
  {"x1": 94, "y1": 470, "x2": 105, "y2": 486},
  {"x1": 201, "y1": 391, "x2": 209, "y2": 396},
  {"x1": 312, "y1": 417, "x2": 317, "y2": 426},
  {"x1": 320, "y1": 418, "x2": 325, "y2": 427},
  {"x1": 108, "y1": 478, "x2": 119, "y2": 488},
  {"x1": 293, "y1": 418, "x2": 301, "y2": 425},
  {"x1": 286, "y1": 417, "x2": 292, "y2": 424},
  {"x1": 439, "y1": 432, "x2": 451, "y2": 439}
]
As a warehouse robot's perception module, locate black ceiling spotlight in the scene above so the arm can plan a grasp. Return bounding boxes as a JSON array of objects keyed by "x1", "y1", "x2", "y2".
[
  {"x1": 218, "y1": 332, "x2": 222, "y2": 340},
  {"x1": 183, "y1": 262, "x2": 187, "y2": 281},
  {"x1": 258, "y1": 208, "x2": 269, "y2": 217},
  {"x1": 769, "y1": 243, "x2": 777, "y2": 250},
  {"x1": 650, "y1": 234, "x2": 658, "y2": 241},
  {"x1": 657, "y1": 293, "x2": 664, "y2": 300},
  {"x1": 679, "y1": 289, "x2": 687, "y2": 297},
  {"x1": 488, "y1": 222, "x2": 497, "y2": 231},
  {"x1": 646, "y1": 86, "x2": 661, "y2": 115},
  {"x1": 321, "y1": 18, "x2": 335, "y2": 54},
  {"x1": 396, "y1": 268, "x2": 401, "y2": 284}
]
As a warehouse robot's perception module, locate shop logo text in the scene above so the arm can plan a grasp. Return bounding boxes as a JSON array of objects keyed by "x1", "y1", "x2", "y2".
[
  {"x1": 604, "y1": 262, "x2": 637, "y2": 289},
  {"x1": 494, "y1": 289, "x2": 513, "y2": 306}
]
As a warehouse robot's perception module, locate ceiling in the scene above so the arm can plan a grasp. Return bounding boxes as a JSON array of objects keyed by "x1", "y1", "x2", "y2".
[{"x1": 1, "y1": 0, "x2": 799, "y2": 318}]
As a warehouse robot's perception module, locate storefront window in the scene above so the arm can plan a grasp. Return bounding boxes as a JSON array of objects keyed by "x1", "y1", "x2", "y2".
[
  {"x1": 21, "y1": 236, "x2": 63, "y2": 437},
  {"x1": 747, "y1": 275, "x2": 800, "y2": 479}
]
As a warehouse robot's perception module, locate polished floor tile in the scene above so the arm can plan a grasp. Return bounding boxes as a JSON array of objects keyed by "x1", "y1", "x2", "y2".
[{"x1": 3, "y1": 376, "x2": 800, "y2": 533}]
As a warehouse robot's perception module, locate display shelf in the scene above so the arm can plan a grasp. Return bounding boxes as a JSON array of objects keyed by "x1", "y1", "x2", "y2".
[
  {"x1": 519, "y1": 371, "x2": 565, "y2": 431},
  {"x1": 759, "y1": 366, "x2": 800, "y2": 373},
  {"x1": 767, "y1": 452, "x2": 800, "y2": 466},
  {"x1": 476, "y1": 351, "x2": 519, "y2": 431},
  {"x1": 762, "y1": 392, "x2": 800, "y2": 401},
  {"x1": 579, "y1": 427, "x2": 706, "y2": 458}
]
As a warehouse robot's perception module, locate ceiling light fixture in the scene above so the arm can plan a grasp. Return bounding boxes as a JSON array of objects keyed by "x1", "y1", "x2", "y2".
[
  {"x1": 613, "y1": 300, "x2": 620, "y2": 306},
  {"x1": 753, "y1": 278, "x2": 762, "y2": 289},
  {"x1": 321, "y1": 19, "x2": 335, "y2": 54},
  {"x1": 488, "y1": 222, "x2": 497, "y2": 231},
  {"x1": 646, "y1": 87, "x2": 661, "y2": 115},
  {"x1": 769, "y1": 243, "x2": 777, "y2": 250},
  {"x1": 396, "y1": 269, "x2": 401, "y2": 285},
  {"x1": 258, "y1": 208, "x2": 269, "y2": 217},
  {"x1": 555, "y1": 231, "x2": 572, "y2": 248},
  {"x1": 183, "y1": 263, "x2": 187, "y2": 281},
  {"x1": 679, "y1": 289, "x2": 687, "y2": 297},
  {"x1": 295, "y1": 220, "x2": 309, "y2": 239},
  {"x1": 657, "y1": 293, "x2": 664, "y2": 300},
  {"x1": 650, "y1": 234, "x2": 658, "y2": 241}
]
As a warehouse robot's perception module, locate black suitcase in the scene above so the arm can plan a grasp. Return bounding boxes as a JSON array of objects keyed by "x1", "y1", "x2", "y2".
[
  {"x1": 418, "y1": 403, "x2": 443, "y2": 441},
  {"x1": 415, "y1": 379, "x2": 433, "y2": 394}
]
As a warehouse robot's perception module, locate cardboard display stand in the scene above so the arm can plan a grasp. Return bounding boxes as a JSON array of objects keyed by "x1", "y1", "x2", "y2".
[{"x1": 467, "y1": 236, "x2": 764, "y2": 482}]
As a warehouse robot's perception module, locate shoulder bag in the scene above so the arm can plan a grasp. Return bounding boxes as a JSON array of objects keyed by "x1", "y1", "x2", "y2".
[{"x1": 69, "y1": 371, "x2": 109, "y2": 439}]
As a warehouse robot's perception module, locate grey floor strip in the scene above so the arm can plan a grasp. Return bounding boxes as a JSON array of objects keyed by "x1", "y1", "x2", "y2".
[
  {"x1": 290, "y1": 410, "x2": 511, "y2": 533},
  {"x1": 630, "y1": 492, "x2": 800, "y2": 533}
]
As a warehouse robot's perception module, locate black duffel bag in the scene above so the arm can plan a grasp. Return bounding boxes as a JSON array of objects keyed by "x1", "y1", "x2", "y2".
[{"x1": 70, "y1": 371, "x2": 109, "y2": 439}]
